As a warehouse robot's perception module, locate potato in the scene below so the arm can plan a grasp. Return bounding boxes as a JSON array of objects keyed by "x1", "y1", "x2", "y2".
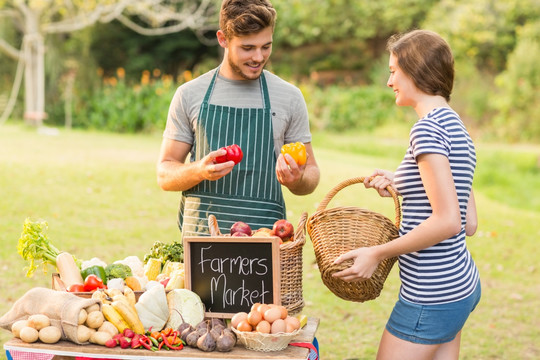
[
  {"x1": 85, "y1": 310, "x2": 104, "y2": 329},
  {"x1": 39, "y1": 326, "x2": 62, "y2": 344},
  {"x1": 85, "y1": 303, "x2": 100, "y2": 313},
  {"x1": 89, "y1": 331, "x2": 113, "y2": 346},
  {"x1": 98, "y1": 321, "x2": 119, "y2": 336},
  {"x1": 27, "y1": 314, "x2": 50, "y2": 330},
  {"x1": 19, "y1": 327, "x2": 39, "y2": 343},
  {"x1": 11, "y1": 320, "x2": 29, "y2": 338},
  {"x1": 78, "y1": 309, "x2": 88, "y2": 325},
  {"x1": 77, "y1": 325, "x2": 92, "y2": 343}
]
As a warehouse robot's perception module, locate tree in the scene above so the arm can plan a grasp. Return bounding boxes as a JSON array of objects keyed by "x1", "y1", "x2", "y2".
[{"x1": 0, "y1": 0, "x2": 218, "y2": 126}]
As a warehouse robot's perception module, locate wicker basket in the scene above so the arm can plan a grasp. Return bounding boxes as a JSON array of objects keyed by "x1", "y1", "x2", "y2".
[
  {"x1": 207, "y1": 213, "x2": 307, "y2": 315},
  {"x1": 307, "y1": 177, "x2": 401, "y2": 302},
  {"x1": 232, "y1": 328, "x2": 301, "y2": 352}
]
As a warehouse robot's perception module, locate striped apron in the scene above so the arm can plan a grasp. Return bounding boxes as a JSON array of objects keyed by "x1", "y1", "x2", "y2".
[{"x1": 178, "y1": 69, "x2": 286, "y2": 237}]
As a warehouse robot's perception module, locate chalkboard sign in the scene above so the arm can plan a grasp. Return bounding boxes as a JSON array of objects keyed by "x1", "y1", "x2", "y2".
[{"x1": 183, "y1": 236, "x2": 281, "y2": 318}]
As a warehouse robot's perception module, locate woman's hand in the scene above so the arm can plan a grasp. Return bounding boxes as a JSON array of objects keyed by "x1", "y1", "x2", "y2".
[
  {"x1": 332, "y1": 246, "x2": 382, "y2": 282},
  {"x1": 364, "y1": 169, "x2": 397, "y2": 197}
]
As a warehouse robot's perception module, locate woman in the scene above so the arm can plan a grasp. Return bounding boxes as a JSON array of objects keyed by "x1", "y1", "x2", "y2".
[{"x1": 333, "y1": 30, "x2": 481, "y2": 360}]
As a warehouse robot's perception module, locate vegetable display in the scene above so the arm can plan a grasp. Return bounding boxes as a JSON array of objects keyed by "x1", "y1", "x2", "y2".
[
  {"x1": 215, "y1": 144, "x2": 243, "y2": 165},
  {"x1": 280, "y1": 142, "x2": 307, "y2": 166}
]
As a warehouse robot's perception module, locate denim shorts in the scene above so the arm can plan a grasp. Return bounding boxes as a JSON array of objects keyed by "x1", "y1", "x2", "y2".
[{"x1": 386, "y1": 280, "x2": 481, "y2": 345}]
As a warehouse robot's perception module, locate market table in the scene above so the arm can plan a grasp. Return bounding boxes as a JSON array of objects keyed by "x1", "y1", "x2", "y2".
[{"x1": 4, "y1": 318, "x2": 319, "y2": 360}]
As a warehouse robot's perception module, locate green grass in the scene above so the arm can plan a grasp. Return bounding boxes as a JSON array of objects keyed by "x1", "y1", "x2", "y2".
[{"x1": 1, "y1": 123, "x2": 539, "y2": 359}]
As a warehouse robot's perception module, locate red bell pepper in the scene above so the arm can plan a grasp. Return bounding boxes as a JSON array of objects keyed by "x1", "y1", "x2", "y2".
[{"x1": 215, "y1": 144, "x2": 243, "y2": 165}]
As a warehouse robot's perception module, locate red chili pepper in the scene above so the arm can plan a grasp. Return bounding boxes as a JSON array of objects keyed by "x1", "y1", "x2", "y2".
[
  {"x1": 138, "y1": 335, "x2": 153, "y2": 351},
  {"x1": 215, "y1": 144, "x2": 243, "y2": 165}
]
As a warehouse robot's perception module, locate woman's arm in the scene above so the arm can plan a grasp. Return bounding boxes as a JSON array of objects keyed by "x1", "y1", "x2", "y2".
[{"x1": 333, "y1": 153, "x2": 462, "y2": 282}]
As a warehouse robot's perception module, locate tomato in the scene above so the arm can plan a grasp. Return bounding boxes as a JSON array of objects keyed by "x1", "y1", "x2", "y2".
[
  {"x1": 83, "y1": 274, "x2": 105, "y2": 292},
  {"x1": 215, "y1": 144, "x2": 243, "y2": 165},
  {"x1": 281, "y1": 142, "x2": 307, "y2": 166},
  {"x1": 67, "y1": 283, "x2": 85, "y2": 292}
]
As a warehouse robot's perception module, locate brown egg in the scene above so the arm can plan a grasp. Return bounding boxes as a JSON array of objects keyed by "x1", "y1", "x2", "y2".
[
  {"x1": 231, "y1": 312, "x2": 248, "y2": 329},
  {"x1": 270, "y1": 318, "x2": 286, "y2": 334},
  {"x1": 284, "y1": 315, "x2": 301, "y2": 331},
  {"x1": 247, "y1": 310, "x2": 262, "y2": 326},
  {"x1": 277, "y1": 305, "x2": 288, "y2": 319},
  {"x1": 255, "y1": 320, "x2": 271, "y2": 334},
  {"x1": 264, "y1": 307, "x2": 282, "y2": 324},
  {"x1": 257, "y1": 303, "x2": 270, "y2": 315},
  {"x1": 251, "y1": 302, "x2": 261, "y2": 312},
  {"x1": 236, "y1": 320, "x2": 253, "y2": 332}
]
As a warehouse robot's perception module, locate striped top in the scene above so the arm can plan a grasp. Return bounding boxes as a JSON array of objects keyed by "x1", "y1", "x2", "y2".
[{"x1": 393, "y1": 107, "x2": 479, "y2": 304}]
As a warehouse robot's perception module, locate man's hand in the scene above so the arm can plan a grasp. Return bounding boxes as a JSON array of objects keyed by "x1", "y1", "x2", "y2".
[{"x1": 275, "y1": 153, "x2": 304, "y2": 188}]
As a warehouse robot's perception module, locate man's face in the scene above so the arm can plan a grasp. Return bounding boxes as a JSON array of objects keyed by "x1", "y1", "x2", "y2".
[{"x1": 223, "y1": 27, "x2": 273, "y2": 80}]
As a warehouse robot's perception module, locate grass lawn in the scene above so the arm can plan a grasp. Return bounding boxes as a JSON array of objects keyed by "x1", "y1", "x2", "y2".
[{"x1": 1, "y1": 122, "x2": 539, "y2": 359}]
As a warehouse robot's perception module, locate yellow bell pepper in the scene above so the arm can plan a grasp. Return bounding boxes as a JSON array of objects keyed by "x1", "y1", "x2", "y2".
[{"x1": 280, "y1": 142, "x2": 307, "y2": 166}]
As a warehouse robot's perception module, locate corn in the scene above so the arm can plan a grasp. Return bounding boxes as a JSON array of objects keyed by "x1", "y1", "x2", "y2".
[
  {"x1": 144, "y1": 258, "x2": 161, "y2": 281},
  {"x1": 101, "y1": 304, "x2": 129, "y2": 333},
  {"x1": 296, "y1": 314, "x2": 308, "y2": 328}
]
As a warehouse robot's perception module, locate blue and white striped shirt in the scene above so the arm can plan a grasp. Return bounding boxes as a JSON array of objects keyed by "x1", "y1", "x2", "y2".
[{"x1": 393, "y1": 107, "x2": 479, "y2": 304}]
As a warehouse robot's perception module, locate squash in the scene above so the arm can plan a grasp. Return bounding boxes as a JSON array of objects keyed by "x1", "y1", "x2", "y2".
[
  {"x1": 56, "y1": 252, "x2": 84, "y2": 288},
  {"x1": 135, "y1": 283, "x2": 169, "y2": 332}
]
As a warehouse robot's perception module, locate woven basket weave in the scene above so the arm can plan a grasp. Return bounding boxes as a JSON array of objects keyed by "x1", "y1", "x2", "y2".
[{"x1": 307, "y1": 177, "x2": 401, "y2": 302}]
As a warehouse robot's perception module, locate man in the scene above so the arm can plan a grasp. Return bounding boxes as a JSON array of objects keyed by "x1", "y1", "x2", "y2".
[{"x1": 157, "y1": 0, "x2": 320, "y2": 236}]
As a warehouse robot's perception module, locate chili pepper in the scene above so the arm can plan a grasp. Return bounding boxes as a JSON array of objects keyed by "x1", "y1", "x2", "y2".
[
  {"x1": 149, "y1": 335, "x2": 160, "y2": 348},
  {"x1": 138, "y1": 335, "x2": 153, "y2": 351},
  {"x1": 215, "y1": 144, "x2": 243, "y2": 165},
  {"x1": 281, "y1": 142, "x2": 307, "y2": 166}
]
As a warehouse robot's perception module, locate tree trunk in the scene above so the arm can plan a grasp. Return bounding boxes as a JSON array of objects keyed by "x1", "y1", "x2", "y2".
[{"x1": 23, "y1": 13, "x2": 46, "y2": 127}]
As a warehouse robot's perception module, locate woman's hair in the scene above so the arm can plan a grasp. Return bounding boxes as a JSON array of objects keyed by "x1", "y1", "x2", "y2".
[
  {"x1": 387, "y1": 30, "x2": 454, "y2": 102},
  {"x1": 219, "y1": 0, "x2": 277, "y2": 39}
]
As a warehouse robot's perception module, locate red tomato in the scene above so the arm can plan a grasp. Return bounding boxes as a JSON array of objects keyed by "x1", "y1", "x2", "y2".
[
  {"x1": 67, "y1": 284, "x2": 85, "y2": 292},
  {"x1": 215, "y1": 144, "x2": 243, "y2": 165},
  {"x1": 83, "y1": 274, "x2": 105, "y2": 292}
]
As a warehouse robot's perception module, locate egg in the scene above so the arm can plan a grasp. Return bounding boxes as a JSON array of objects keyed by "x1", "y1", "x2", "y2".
[
  {"x1": 257, "y1": 303, "x2": 270, "y2": 315},
  {"x1": 284, "y1": 315, "x2": 301, "y2": 331},
  {"x1": 251, "y1": 302, "x2": 261, "y2": 312},
  {"x1": 264, "y1": 307, "x2": 282, "y2": 323},
  {"x1": 270, "y1": 318, "x2": 286, "y2": 334},
  {"x1": 247, "y1": 310, "x2": 262, "y2": 326},
  {"x1": 231, "y1": 312, "x2": 248, "y2": 329},
  {"x1": 236, "y1": 320, "x2": 253, "y2": 332},
  {"x1": 278, "y1": 305, "x2": 288, "y2": 319},
  {"x1": 255, "y1": 320, "x2": 271, "y2": 334}
]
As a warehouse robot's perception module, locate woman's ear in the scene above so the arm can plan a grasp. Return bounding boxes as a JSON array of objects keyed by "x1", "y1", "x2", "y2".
[{"x1": 216, "y1": 30, "x2": 228, "y2": 48}]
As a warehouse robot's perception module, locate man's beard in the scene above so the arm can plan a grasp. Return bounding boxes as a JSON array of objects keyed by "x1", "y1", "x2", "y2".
[{"x1": 228, "y1": 54, "x2": 265, "y2": 80}]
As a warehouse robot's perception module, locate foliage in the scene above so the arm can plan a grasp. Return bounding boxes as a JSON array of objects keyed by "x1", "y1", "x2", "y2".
[
  {"x1": 423, "y1": 0, "x2": 540, "y2": 73},
  {"x1": 143, "y1": 241, "x2": 184, "y2": 266},
  {"x1": 302, "y1": 82, "x2": 414, "y2": 132},
  {"x1": 490, "y1": 22, "x2": 540, "y2": 141},
  {"x1": 72, "y1": 68, "x2": 189, "y2": 133}
]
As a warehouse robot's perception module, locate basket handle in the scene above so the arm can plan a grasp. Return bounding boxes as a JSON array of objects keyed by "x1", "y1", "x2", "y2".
[{"x1": 316, "y1": 177, "x2": 401, "y2": 228}]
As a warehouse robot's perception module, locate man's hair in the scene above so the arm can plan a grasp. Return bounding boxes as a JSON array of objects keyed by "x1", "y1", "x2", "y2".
[
  {"x1": 387, "y1": 29, "x2": 454, "y2": 102},
  {"x1": 219, "y1": 0, "x2": 277, "y2": 39}
]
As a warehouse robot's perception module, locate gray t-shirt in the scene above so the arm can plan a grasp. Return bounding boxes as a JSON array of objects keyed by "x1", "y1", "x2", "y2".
[{"x1": 163, "y1": 68, "x2": 312, "y2": 159}]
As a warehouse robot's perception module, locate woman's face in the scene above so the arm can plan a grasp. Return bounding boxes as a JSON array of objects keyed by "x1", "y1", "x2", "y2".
[{"x1": 387, "y1": 53, "x2": 420, "y2": 107}]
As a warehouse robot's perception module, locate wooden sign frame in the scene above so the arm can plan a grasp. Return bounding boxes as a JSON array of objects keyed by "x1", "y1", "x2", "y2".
[{"x1": 183, "y1": 236, "x2": 281, "y2": 318}]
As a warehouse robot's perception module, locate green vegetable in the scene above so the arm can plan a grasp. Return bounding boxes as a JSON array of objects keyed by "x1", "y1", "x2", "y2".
[
  {"x1": 143, "y1": 241, "x2": 184, "y2": 267},
  {"x1": 105, "y1": 263, "x2": 132, "y2": 280},
  {"x1": 81, "y1": 265, "x2": 108, "y2": 285},
  {"x1": 17, "y1": 218, "x2": 61, "y2": 277}
]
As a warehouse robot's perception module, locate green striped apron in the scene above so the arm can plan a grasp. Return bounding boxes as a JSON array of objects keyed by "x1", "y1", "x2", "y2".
[{"x1": 179, "y1": 69, "x2": 286, "y2": 237}]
